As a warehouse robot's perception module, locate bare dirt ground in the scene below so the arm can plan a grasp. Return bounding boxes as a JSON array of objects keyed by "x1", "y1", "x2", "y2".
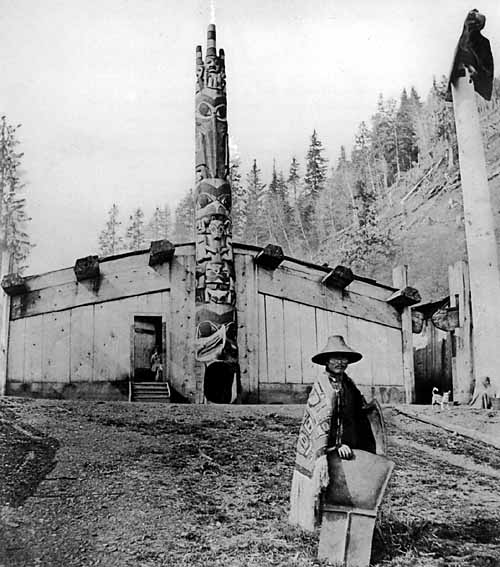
[{"x1": 1, "y1": 398, "x2": 499, "y2": 567}]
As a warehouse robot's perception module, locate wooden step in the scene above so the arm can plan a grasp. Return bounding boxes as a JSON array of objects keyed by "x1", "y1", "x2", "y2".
[{"x1": 131, "y1": 381, "x2": 171, "y2": 402}]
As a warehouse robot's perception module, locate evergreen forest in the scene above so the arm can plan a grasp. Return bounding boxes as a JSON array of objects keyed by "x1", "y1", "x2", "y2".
[{"x1": 97, "y1": 77, "x2": 500, "y2": 302}]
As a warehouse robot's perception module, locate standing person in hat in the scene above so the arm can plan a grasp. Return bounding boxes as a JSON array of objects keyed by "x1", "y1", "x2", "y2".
[{"x1": 289, "y1": 335, "x2": 376, "y2": 531}]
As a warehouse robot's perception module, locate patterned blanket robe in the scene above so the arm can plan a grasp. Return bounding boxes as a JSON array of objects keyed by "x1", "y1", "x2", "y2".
[{"x1": 289, "y1": 372, "x2": 340, "y2": 531}]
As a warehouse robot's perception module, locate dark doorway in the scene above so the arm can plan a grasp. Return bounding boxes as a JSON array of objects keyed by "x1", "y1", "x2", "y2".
[
  {"x1": 204, "y1": 361, "x2": 235, "y2": 403},
  {"x1": 133, "y1": 316, "x2": 163, "y2": 381},
  {"x1": 414, "y1": 324, "x2": 453, "y2": 403}
]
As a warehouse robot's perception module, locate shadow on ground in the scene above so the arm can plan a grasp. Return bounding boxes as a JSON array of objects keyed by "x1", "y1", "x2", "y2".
[{"x1": 0, "y1": 409, "x2": 59, "y2": 507}]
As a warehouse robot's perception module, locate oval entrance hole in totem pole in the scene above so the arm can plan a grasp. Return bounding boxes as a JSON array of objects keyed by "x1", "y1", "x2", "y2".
[{"x1": 204, "y1": 361, "x2": 234, "y2": 403}]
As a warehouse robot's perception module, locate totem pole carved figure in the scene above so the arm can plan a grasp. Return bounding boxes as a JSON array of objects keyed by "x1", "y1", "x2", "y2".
[{"x1": 195, "y1": 25, "x2": 238, "y2": 401}]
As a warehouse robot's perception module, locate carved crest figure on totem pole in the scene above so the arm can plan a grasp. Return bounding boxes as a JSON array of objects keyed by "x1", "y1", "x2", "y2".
[{"x1": 194, "y1": 25, "x2": 238, "y2": 403}]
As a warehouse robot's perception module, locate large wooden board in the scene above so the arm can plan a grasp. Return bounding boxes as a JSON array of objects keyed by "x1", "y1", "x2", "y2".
[
  {"x1": 265, "y1": 296, "x2": 286, "y2": 383},
  {"x1": 258, "y1": 294, "x2": 268, "y2": 383},
  {"x1": 7, "y1": 318, "x2": 25, "y2": 382},
  {"x1": 70, "y1": 305, "x2": 94, "y2": 382},
  {"x1": 21, "y1": 252, "x2": 158, "y2": 291},
  {"x1": 328, "y1": 311, "x2": 349, "y2": 338},
  {"x1": 299, "y1": 303, "x2": 318, "y2": 383},
  {"x1": 168, "y1": 254, "x2": 196, "y2": 399},
  {"x1": 11, "y1": 261, "x2": 170, "y2": 319},
  {"x1": 234, "y1": 254, "x2": 259, "y2": 396},
  {"x1": 283, "y1": 300, "x2": 303, "y2": 384},
  {"x1": 347, "y1": 318, "x2": 404, "y2": 388},
  {"x1": 248, "y1": 254, "x2": 395, "y2": 301},
  {"x1": 25, "y1": 315, "x2": 43, "y2": 383},
  {"x1": 93, "y1": 301, "x2": 129, "y2": 382},
  {"x1": 256, "y1": 296, "x2": 403, "y2": 389},
  {"x1": 42, "y1": 311, "x2": 70, "y2": 383},
  {"x1": 135, "y1": 291, "x2": 169, "y2": 313},
  {"x1": 257, "y1": 266, "x2": 401, "y2": 329}
]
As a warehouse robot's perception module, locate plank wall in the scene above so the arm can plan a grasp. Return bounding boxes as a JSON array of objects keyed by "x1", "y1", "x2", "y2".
[
  {"x1": 257, "y1": 294, "x2": 404, "y2": 387},
  {"x1": 8, "y1": 292, "x2": 169, "y2": 388},
  {"x1": 5, "y1": 247, "x2": 191, "y2": 397},
  {"x1": 8, "y1": 245, "x2": 406, "y2": 403},
  {"x1": 248, "y1": 255, "x2": 406, "y2": 403}
]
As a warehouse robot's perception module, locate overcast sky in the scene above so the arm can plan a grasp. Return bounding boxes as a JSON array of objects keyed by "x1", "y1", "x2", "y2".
[{"x1": 2, "y1": 0, "x2": 499, "y2": 274}]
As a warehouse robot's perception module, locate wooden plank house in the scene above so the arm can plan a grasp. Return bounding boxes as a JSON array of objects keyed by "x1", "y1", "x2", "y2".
[
  {"x1": 0, "y1": 24, "x2": 420, "y2": 404},
  {"x1": 0, "y1": 241, "x2": 418, "y2": 404}
]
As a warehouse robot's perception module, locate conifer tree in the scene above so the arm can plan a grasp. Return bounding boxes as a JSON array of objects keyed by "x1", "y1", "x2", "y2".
[
  {"x1": 147, "y1": 204, "x2": 172, "y2": 242},
  {"x1": 396, "y1": 88, "x2": 419, "y2": 171},
  {"x1": 302, "y1": 130, "x2": 328, "y2": 201},
  {"x1": 265, "y1": 161, "x2": 297, "y2": 253},
  {"x1": 299, "y1": 130, "x2": 328, "y2": 247},
  {"x1": 173, "y1": 190, "x2": 195, "y2": 242},
  {"x1": 160, "y1": 204, "x2": 172, "y2": 238},
  {"x1": 336, "y1": 145, "x2": 347, "y2": 171},
  {"x1": 125, "y1": 207, "x2": 146, "y2": 251},
  {"x1": 288, "y1": 157, "x2": 301, "y2": 205},
  {"x1": 371, "y1": 96, "x2": 399, "y2": 187},
  {"x1": 352, "y1": 121, "x2": 379, "y2": 194},
  {"x1": 98, "y1": 203, "x2": 123, "y2": 256},
  {"x1": 288, "y1": 156, "x2": 313, "y2": 256},
  {"x1": 336, "y1": 145, "x2": 357, "y2": 216},
  {"x1": 230, "y1": 154, "x2": 246, "y2": 241},
  {"x1": 243, "y1": 159, "x2": 266, "y2": 245},
  {"x1": 0, "y1": 117, "x2": 32, "y2": 270}
]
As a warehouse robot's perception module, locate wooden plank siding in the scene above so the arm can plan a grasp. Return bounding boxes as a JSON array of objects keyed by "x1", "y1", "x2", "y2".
[
  {"x1": 346, "y1": 318, "x2": 404, "y2": 388},
  {"x1": 11, "y1": 270, "x2": 169, "y2": 320},
  {"x1": 265, "y1": 296, "x2": 286, "y2": 383},
  {"x1": 168, "y1": 254, "x2": 196, "y2": 401},
  {"x1": 5, "y1": 246, "x2": 406, "y2": 403},
  {"x1": 257, "y1": 266, "x2": 401, "y2": 329},
  {"x1": 24, "y1": 316, "x2": 43, "y2": 383},
  {"x1": 299, "y1": 303, "x2": 317, "y2": 383},
  {"x1": 257, "y1": 294, "x2": 405, "y2": 394},
  {"x1": 7, "y1": 318, "x2": 25, "y2": 383},
  {"x1": 283, "y1": 301, "x2": 303, "y2": 383},
  {"x1": 7, "y1": 290, "x2": 169, "y2": 389},
  {"x1": 234, "y1": 253, "x2": 259, "y2": 400},
  {"x1": 42, "y1": 311, "x2": 70, "y2": 383},
  {"x1": 258, "y1": 294, "x2": 268, "y2": 383},
  {"x1": 93, "y1": 301, "x2": 129, "y2": 382},
  {"x1": 70, "y1": 306, "x2": 94, "y2": 382}
]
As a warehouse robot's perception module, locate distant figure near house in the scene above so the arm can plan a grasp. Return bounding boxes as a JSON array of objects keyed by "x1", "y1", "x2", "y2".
[
  {"x1": 470, "y1": 376, "x2": 495, "y2": 409},
  {"x1": 150, "y1": 348, "x2": 163, "y2": 382}
]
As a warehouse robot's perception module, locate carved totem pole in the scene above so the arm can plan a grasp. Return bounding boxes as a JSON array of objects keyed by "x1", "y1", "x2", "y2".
[{"x1": 194, "y1": 25, "x2": 238, "y2": 402}]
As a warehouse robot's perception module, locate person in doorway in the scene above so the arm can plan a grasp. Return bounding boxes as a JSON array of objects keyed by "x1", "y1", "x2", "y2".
[
  {"x1": 150, "y1": 347, "x2": 163, "y2": 382},
  {"x1": 289, "y1": 335, "x2": 376, "y2": 531}
]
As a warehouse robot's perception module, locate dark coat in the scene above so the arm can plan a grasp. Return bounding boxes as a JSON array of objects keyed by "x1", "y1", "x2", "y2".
[{"x1": 326, "y1": 373, "x2": 376, "y2": 454}]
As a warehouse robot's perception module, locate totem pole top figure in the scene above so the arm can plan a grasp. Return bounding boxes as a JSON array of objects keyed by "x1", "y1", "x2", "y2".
[
  {"x1": 195, "y1": 24, "x2": 229, "y2": 181},
  {"x1": 446, "y1": 9, "x2": 494, "y2": 101}
]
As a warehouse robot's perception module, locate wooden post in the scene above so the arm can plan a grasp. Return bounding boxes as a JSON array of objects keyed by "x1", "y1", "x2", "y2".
[
  {"x1": 0, "y1": 250, "x2": 12, "y2": 397},
  {"x1": 451, "y1": 71, "x2": 500, "y2": 394},
  {"x1": 392, "y1": 266, "x2": 415, "y2": 403},
  {"x1": 448, "y1": 261, "x2": 474, "y2": 403}
]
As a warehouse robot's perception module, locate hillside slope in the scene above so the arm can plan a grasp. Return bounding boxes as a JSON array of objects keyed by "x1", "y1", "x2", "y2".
[{"x1": 381, "y1": 102, "x2": 500, "y2": 301}]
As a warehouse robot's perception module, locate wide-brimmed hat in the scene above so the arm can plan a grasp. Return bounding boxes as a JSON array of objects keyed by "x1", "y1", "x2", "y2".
[{"x1": 311, "y1": 335, "x2": 363, "y2": 365}]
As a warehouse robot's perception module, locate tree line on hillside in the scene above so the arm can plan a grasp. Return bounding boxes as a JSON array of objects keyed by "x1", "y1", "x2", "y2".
[
  {"x1": 171, "y1": 78, "x2": 462, "y2": 274},
  {"x1": 98, "y1": 76, "x2": 500, "y2": 278}
]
